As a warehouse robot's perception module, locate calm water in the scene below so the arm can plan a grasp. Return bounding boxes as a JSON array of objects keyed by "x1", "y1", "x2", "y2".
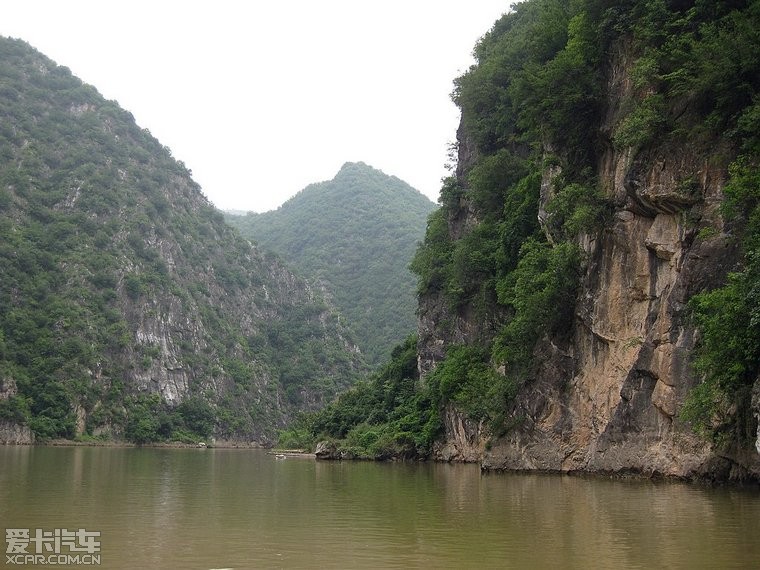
[{"x1": 1, "y1": 446, "x2": 759, "y2": 569}]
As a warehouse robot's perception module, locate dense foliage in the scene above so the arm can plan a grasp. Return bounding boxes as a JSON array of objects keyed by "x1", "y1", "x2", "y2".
[
  {"x1": 226, "y1": 162, "x2": 436, "y2": 366},
  {"x1": 406, "y1": 0, "x2": 760, "y2": 448},
  {"x1": 407, "y1": 0, "x2": 611, "y2": 437},
  {"x1": 0, "y1": 37, "x2": 365, "y2": 442},
  {"x1": 278, "y1": 335, "x2": 441, "y2": 458},
  {"x1": 272, "y1": 0, "x2": 760, "y2": 457},
  {"x1": 684, "y1": 158, "x2": 760, "y2": 444},
  {"x1": 279, "y1": 337, "x2": 516, "y2": 457}
]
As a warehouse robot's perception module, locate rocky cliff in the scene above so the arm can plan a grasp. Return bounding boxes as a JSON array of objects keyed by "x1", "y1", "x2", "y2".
[{"x1": 416, "y1": 1, "x2": 760, "y2": 480}]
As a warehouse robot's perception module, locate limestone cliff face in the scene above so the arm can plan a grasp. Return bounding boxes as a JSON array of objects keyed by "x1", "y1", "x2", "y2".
[
  {"x1": 419, "y1": 40, "x2": 760, "y2": 480},
  {"x1": 483, "y1": 146, "x2": 741, "y2": 478}
]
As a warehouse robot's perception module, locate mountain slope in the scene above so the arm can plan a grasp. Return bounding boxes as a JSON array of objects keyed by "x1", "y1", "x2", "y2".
[
  {"x1": 0, "y1": 37, "x2": 366, "y2": 444},
  {"x1": 226, "y1": 162, "x2": 436, "y2": 366},
  {"x1": 284, "y1": 0, "x2": 760, "y2": 480}
]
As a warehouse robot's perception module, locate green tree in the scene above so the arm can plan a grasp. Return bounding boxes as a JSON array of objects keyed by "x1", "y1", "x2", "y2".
[{"x1": 683, "y1": 159, "x2": 760, "y2": 443}]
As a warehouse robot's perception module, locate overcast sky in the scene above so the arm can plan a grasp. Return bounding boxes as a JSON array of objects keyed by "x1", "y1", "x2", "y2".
[{"x1": 3, "y1": 1, "x2": 509, "y2": 212}]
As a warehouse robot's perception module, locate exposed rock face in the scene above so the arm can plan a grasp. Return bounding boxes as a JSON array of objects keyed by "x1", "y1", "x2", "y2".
[
  {"x1": 420, "y1": 41, "x2": 760, "y2": 480},
  {"x1": 0, "y1": 377, "x2": 33, "y2": 444},
  {"x1": 433, "y1": 403, "x2": 485, "y2": 462},
  {"x1": 314, "y1": 440, "x2": 339, "y2": 459},
  {"x1": 483, "y1": 158, "x2": 733, "y2": 476},
  {"x1": 0, "y1": 421, "x2": 33, "y2": 445},
  {"x1": 314, "y1": 440, "x2": 357, "y2": 460}
]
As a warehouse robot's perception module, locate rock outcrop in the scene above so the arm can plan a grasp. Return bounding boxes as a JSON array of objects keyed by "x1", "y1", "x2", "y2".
[
  {"x1": 418, "y1": 36, "x2": 760, "y2": 480},
  {"x1": 0, "y1": 421, "x2": 34, "y2": 445},
  {"x1": 314, "y1": 440, "x2": 357, "y2": 460}
]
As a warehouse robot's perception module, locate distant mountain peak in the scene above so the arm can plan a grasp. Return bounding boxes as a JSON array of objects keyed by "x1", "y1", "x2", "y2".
[
  {"x1": 226, "y1": 163, "x2": 437, "y2": 366},
  {"x1": 339, "y1": 160, "x2": 370, "y2": 171}
]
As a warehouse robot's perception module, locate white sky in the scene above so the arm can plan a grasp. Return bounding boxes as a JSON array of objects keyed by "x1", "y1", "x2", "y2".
[{"x1": 2, "y1": 1, "x2": 510, "y2": 212}]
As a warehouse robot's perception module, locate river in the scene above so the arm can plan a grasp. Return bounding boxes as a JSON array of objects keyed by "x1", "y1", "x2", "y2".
[{"x1": 1, "y1": 446, "x2": 758, "y2": 569}]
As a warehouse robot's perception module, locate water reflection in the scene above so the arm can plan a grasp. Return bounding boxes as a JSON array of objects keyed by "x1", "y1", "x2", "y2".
[{"x1": 1, "y1": 446, "x2": 758, "y2": 569}]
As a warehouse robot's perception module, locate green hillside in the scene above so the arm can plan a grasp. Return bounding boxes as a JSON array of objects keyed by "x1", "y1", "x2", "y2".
[
  {"x1": 226, "y1": 162, "x2": 437, "y2": 366},
  {"x1": 281, "y1": 0, "x2": 760, "y2": 463},
  {"x1": 0, "y1": 37, "x2": 366, "y2": 444}
]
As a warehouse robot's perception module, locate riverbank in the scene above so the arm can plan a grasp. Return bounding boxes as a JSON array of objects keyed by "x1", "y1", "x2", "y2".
[
  {"x1": 5, "y1": 438, "x2": 759, "y2": 485},
  {"x1": 2, "y1": 437, "x2": 272, "y2": 449},
  {"x1": 0, "y1": 438, "x2": 319, "y2": 456}
]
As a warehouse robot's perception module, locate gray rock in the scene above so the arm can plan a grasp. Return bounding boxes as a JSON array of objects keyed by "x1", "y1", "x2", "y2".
[{"x1": 314, "y1": 441, "x2": 338, "y2": 460}]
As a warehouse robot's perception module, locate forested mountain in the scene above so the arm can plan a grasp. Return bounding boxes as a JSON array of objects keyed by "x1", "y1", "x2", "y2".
[
  {"x1": 284, "y1": 0, "x2": 760, "y2": 480},
  {"x1": 226, "y1": 162, "x2": 436, "y2": 366},
  {"x1": 0, "y1": 37, "x2": 366, "y2": 444}
]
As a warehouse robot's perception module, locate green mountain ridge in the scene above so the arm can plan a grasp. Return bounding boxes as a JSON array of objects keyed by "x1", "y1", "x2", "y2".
[
  {"x1": 226, "y1": 161, "x2": 436, "y2": 366},
  {"x1": 0, "y1": 37, "x2": 366, "y2": 444}
]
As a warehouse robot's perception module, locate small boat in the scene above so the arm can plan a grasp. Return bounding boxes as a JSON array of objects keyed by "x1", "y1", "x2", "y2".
[{"x1": 274, "y1": 453, "x2": 286, "y2": 459}]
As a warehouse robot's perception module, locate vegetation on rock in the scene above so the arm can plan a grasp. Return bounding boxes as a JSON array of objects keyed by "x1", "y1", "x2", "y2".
[
  {"x1": 226, "y1": 162, "x2": 436, "y2": 366},
  {"x1": 3, "y1": 0, "x2": 760, "y2": 466},
  {"x1": 418, "y1": 0, "x2": 760, "y2": 450},
  {"x1": 408, "y1": 0, "x2": 611, "y2": 438},
  {"x1": 0, "y1": 37, "x2": 366, "y2": 443},
  {"x1": 685, "y1": 157, "x2": 760, "y2": 445}
]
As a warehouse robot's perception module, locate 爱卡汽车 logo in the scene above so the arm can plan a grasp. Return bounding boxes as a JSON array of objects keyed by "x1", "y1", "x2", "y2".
[{"x1": 5, "y1": 528, "x2": 101, "y2": 566}]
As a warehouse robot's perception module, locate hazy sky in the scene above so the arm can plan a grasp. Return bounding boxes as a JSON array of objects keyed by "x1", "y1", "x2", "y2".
[{"x1": 3, "y1": 1, "x2": 509, "y2": 212}]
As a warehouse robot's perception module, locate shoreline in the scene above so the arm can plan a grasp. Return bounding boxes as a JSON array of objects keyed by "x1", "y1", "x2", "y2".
[
  {"x1": 2, "y1": 439, "x2": 272, "y2": 449},
  {"x1": 3, "y1": 441, "x2": 757, "y2": 485},
  {"x1": 1, "y1": 439, "x2": 317, "y2": 457}
]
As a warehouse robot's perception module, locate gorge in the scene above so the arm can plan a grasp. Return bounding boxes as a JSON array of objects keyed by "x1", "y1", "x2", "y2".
[{"x1": 2, "y1": 1, "x2": 760, "y2": 483}]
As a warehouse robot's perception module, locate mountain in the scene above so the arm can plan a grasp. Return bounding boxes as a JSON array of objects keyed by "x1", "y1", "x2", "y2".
[
  {"x1": 283, "y1": 0, "x2": 760, "y2": 481},
  {"x1": 226, "y1": 162, "x2": 437, "y2": 366},
  {"x1": 0, "y1": 37, "x2": 366, "y2": 445}
]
